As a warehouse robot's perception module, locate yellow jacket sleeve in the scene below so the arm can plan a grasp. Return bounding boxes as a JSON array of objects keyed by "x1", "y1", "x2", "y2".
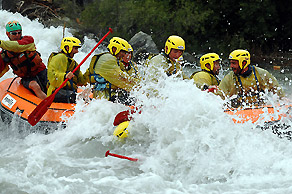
[
  {"x1": 83, "y1": 67, "x2": 91, "y2": 84},
  {"x1": 47, "y1": 53, "x2": 68, "y2": 95},
  {"x1": 94, "y1": 53, "x2": 140, "y2": 92},
  {"x1": 75, "y1": 68, "x2": 87, "y2": 86},
  {"x1": 146, "y1": 54, "x2": 187, "y2": 82},
  {"x1": 218, "y1": 72, "x2": 235, "y2": 99},
  {"x1": 0, "y1": 36, "x2": 36, "y2": 52},
  {"x1": 219, "y1": 66, "x2": 285, "y2": 99},
  {"x1": 192, "y1": 71, "x2": 214, "y2": 89},
  {"x1": 256, "y1": 67, "x2": 285, "y2": 97}
]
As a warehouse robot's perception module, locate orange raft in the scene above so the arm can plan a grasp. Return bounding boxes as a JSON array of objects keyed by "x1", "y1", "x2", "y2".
[
  {"x1": 0, "y1": 77, "x2": 75, "y2": 126},
  {"x1": 224, "y1": 104, "x2": 292, "y2": 124}
]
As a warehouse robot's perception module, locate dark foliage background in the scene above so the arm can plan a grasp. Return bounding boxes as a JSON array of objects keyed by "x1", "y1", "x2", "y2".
[
  {"x1": 3, "y1": 0, "x2": 292, "y2": 64},
  {"x1": 79, "y1": 1, "x2": 291, "y2": 56}
]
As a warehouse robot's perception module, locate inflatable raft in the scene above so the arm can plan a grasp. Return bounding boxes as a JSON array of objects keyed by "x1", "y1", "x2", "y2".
[
  {"x1": 0, "y1": 77, "x2": 75, "y2": 129},
  {"x1": 224, "y1": 104, "x2": 292, "y2": 124},
  {"x1": 113, "y1": 104, "x2": 292, "y2": 139}
]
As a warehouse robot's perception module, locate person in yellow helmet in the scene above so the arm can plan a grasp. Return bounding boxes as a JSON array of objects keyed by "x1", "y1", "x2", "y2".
[
  {"x1": 218, "y1": 49, "x2": 284, "y2": 108},
  {"x1": 0, "y1": 21, "x2": 47, "y2": 99},
  {"x1": 47, "y1": 37, "x2": 86, "y2": 103},
  {"x1": 190, "y1": 53, "x2": 221, "y2": 90},
  {"x1": 84, "y1": 37, "x2": 140, "y2": 105},
  {"x1": 145, "y1": 35, "x2": 188, "y2": 81}
]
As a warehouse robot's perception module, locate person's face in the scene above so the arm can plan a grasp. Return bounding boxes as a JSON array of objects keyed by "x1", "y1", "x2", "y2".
[
  {"x1": 6, "y1": 30, "x2": 22, "y2": 41},
  {"x1": 116, "y1": 50, "x2": 130, "y2": 61},
  {"x1": 230, "y1": 59, "x2": 241, "y2": 74},
  {"x1": 212, "y1": 60, "x2": 221, "y2": 75},
  {"x1": 168, "y1": 48, "x2": 183, "y2": 62},
  {"x1": 122, "y1": 51, "x2": 132, "y2": 63},
  {"x1": 70, "y1": 46, "x2": 79, "y2": 58}
]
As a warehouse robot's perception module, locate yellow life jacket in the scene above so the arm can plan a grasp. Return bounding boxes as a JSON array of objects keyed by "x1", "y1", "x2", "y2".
[
  {"x1": 84, "y1": 52, "x2": 108, "y2": 84},
  {"x1": 47, "y1": 52, "x2": 83, "y2": 95},
  {"x1": 191, "y1": 70, "x2": 220, "y2": 90},
  {"x1": 146, "y1": 52, "x2": 185, "y2": 78},
  {"x1": 231, "y1": 66, "x2": 264, "y2": 107}
]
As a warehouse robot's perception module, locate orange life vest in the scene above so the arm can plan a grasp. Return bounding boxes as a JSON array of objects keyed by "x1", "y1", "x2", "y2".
[{"x1": 1, "y1": 50, "x2": 45, "y2": 77}]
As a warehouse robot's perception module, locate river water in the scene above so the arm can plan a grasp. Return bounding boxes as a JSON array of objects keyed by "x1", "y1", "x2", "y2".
[{"x1": 1, "y1": 10, "x2": 292, "y2": 194}]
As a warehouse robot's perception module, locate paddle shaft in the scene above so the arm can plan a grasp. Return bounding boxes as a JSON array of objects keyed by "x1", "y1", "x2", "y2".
[{"x1": 105, "y1": 150, "x2": 138, "y2": 161}]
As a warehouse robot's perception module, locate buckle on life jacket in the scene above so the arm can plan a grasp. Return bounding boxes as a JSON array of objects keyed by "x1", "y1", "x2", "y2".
[{"x1": 93, "y1": 74, "x2": 107, "y2": 91}]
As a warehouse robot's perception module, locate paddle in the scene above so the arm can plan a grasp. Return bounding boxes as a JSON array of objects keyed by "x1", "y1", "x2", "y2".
[
  {"x1": 113, "y1": 110, "x2": 133, "y2": 126},
  {"x1": 113, "y1": 106, "x2": 142, "y2": 126},
  {"x1": 28, "y1": 28, "x2": 113, "y2": 126},
  {"x1": 105, "y1": 150, "x2": 138, "y2": 161}
]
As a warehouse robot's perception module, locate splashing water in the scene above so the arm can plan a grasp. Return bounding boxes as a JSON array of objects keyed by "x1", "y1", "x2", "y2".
[{"x1": 0, "y1": 10, "x2": 292, "y2": 194}]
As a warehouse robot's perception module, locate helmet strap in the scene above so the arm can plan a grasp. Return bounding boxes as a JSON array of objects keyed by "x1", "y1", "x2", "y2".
[
  {"x1": 202, "y1": 69, "x2": 214, "y2": 75},
  {"x1": 240, "y1": 65, "x2": 252, "y2": 78},
  {"x1": 64, "y1": 46, "x2": 70, "y2": 53},
  {"x1": 205, "y1": 63, "x2": 212, "y2": 71},
  {"x1": 165, "y1": 46, "x2": 169, "y2": 54},
  {"x1": 242, "y1": 61, "x2": 247, "y2": 68},
  {"x1": 239, "y1": 61, "x2": 248, "y2": 75},
  {"x1": 112, "y1": 47, "x2": 117, "y2": 56}
]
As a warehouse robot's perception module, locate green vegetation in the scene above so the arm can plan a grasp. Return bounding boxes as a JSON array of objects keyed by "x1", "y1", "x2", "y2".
[{"x1": 58, "y1": 0, "x2": 292, "y2": 59}]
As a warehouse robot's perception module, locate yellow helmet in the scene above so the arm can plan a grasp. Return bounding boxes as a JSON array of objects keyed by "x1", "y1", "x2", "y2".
[
  {"x1": 165, "y1": 35, "x2": 185, "y2": 55},
  {"x1": 60, "y1": 37, "x2": 82, "y2": 54},
  {"x1": 229, "y1": 49, "x2": 250, "y2": 69},
  {"x1": 200, "y1": 53, "x2": 220, "y2": 71},
  {"x1": 107, "y1": 37, "x2": 132, "y2": 55},
  {"x1": 113, "y1": 121, "x2": 130, "y2": 139}
]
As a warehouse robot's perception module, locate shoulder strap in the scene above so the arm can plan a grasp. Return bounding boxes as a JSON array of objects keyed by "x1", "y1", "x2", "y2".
[
  {"x1": 90, "y1": 52, "x2": 107, "y2": 74},
  {"x1": 189, "y1": 71, "x2": 199, "y2": 79}
]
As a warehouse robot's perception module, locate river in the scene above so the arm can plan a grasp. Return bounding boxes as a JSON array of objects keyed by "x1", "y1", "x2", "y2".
[{"x1": 1, "y1": 10, "x2": 292, "y2": 194}]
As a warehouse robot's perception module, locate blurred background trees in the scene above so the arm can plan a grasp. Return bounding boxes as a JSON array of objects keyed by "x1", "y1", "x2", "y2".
[
  {"x1": 81, "y1": 0, "x2": 292, "y2": 60},
  {"x1": 2, "y1": 0, "x2": 292, "y2": 63}
]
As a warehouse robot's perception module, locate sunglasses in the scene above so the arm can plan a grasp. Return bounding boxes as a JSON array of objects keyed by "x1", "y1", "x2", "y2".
[{"x1": 10, "y1": 31, "x2": 22, "y2": 35}]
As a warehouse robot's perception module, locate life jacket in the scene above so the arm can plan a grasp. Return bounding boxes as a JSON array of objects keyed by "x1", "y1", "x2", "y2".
[
  {"x1": 146, "y1": 53, "x2": 159, "y2": 61},
  {"x1": 91, "y1": 53, "x2": 138, "y2": 105},
  {"x1": 1, "y1": 50, "x2": 45, "y2": 77},
  {"x1": 48, "y1": 52, "x2": 74, "y2": 68},
  {"x1": 86, "y1": 52, "x2": 108, "y2": 84},
  {"x1": 94, "y1": 60, "x2": 136, "y2": 91},
  {"x1": 47, "y1": 52, "x2": 80, "y2": 93},
  {"x1": 190, "y1": 70, "x2": 220, "y2": 84},
  {"x1": 190, "y1": 69, "x2": 220, "y2": 90},
  {"x1": 231, "y1": 66, "x2": 265, "y2": 107},
  {"x1": 119, "y1": 60, "x2": 139, "y2": 77},
  {"x1": 147, "y1": 52, "x2": 179, "y2": 76}
]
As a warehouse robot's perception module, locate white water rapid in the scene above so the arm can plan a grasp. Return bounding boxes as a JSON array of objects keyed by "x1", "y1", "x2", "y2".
[{"x1": 0, "y1": 10, "x2": 292, "y2": 194}]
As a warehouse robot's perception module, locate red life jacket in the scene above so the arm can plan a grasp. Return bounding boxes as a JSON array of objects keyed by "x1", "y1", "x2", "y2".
[{"x1": 2, "y1": 50, "x2": 46, "y2": 77}]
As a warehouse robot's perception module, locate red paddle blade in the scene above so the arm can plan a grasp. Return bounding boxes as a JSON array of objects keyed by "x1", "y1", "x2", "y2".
[
  {"x1": 28, "y1": 94, "x2": 55, "y2": 126},
  {"x1": 113, "y1": 110, "x2": 131, "y2": 126},
  {"x1": 113, "y1": 106, "x2": 142, "y2": 126}
]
